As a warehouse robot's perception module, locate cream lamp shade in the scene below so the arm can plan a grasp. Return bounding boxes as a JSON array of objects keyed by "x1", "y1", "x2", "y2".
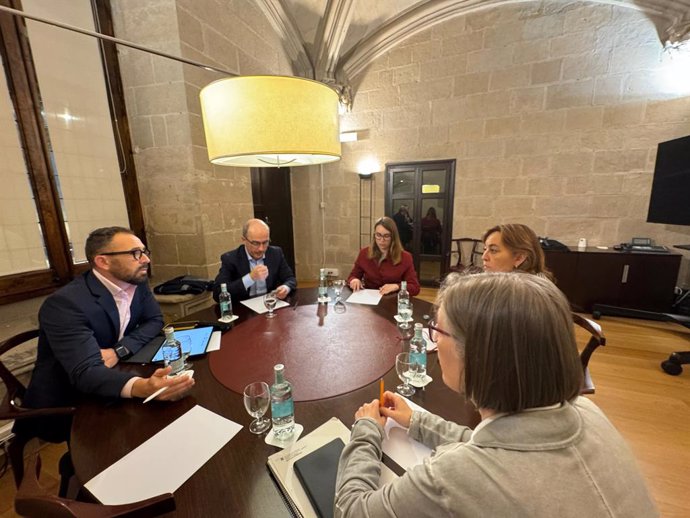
[{"x1": 200, "y1": 75, "x2": 342, "y2": 167}]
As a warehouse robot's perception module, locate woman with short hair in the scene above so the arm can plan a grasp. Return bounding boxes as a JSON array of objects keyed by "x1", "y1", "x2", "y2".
[
  {"x1": 347, "y1": 216, "x2": 420, "y2": 296},
  {"x1": 482, "y1": 223, "x2": 552, "y2": 280},
  {"x1": 335, "y1": 273, "x2": 657, "y2": 518}
]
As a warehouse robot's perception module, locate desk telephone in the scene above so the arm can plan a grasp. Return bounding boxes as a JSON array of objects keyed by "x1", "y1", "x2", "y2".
[{"x1": 614, "y1": 237, "x2": 668, "y2": 253}]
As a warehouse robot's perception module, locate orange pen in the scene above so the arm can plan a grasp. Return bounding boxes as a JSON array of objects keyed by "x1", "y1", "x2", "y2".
[{"x1": 379, "y1": 378, "x2": 384, "y2": 406}]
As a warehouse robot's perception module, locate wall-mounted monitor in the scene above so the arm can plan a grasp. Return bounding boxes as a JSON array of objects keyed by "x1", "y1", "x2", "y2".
[{"x1": 647, "y1": 135, "x2": 690, "y2": 226}]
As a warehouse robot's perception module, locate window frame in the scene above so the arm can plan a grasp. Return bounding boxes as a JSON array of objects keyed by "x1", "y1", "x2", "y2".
[{"x1": 0, "y1": 0, "x2": 144, "y2": 305}]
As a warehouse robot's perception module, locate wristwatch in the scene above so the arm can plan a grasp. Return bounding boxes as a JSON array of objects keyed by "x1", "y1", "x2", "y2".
[{"x1": 114, "y1": 344, "x2": 131, "y2": 360}]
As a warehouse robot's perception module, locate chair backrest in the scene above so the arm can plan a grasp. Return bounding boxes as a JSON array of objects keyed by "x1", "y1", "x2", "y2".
[
  {"x1": 573, "y1": 313, "x2": 606, "y2": 394},
  {"x1": 15, "y1": 455, "x2": 176, "y2": 518},
  {"x1": 0, "y1": 329, "x2": 39, "y2": 416},
  {"x1": 449, "y1": 238, "x2": 483, "y2": 273},
  {"x1": 1, "y1": 329, "x2": 75, "y2": 487}
]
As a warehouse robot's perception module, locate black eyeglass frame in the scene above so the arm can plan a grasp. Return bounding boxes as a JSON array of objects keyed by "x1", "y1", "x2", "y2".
[
  {"x1": 98, "y1": 248, "x2": 151, "y2": 261},
  {"x1": 427, "y1": 319, "x2": 453, "y2": 343}
]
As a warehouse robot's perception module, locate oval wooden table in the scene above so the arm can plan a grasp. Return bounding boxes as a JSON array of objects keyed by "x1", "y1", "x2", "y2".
[{"x1": 71, "y1": 288, "x2": 480, "y2": 517}]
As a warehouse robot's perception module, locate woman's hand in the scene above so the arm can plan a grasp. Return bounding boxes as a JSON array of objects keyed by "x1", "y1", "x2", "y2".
[
  {"x1": 355, "y1": 399, "x2": 386, "y2": 428},
  {"x1": 379, "y1": 283, "x2": 399, "y2": 295},
  {"x1": 349, "y1": 279, "x2": 363, "y2": 291},
  {"x1": 379, "y1": 391, "x2": 413, "y2": 428}
]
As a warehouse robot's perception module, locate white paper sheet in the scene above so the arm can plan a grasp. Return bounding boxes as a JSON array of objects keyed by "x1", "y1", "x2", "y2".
[
  {"x1": 382, "y1": 397, "x2": 432, "y2": 471},
  {"x1": 206, "y1": 330, "x2": 222, "y2": 352},
  {"x1": 346, "y1": 289, "x2": 382, "y2": 305},
  {"x1": 240, "y1": 295, "x2": 290, "y2": 314},
  {"x1": 85, "y1": 405, "x2": 242, "y2": 505}
]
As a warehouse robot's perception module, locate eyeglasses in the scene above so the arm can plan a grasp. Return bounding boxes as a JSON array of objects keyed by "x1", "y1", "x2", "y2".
[
  {"x1": 374, "y1": 232, "x2": 392, "y2": 240},
  {"x1": 99, "y1": 248, "x2": 151, "y2": 261},
  {"x1": 427, "y1": 319, "x2": 453, "y2": 343},
  {"x1": 244, "y1": 237, "x2": 270, "y2": 247}
]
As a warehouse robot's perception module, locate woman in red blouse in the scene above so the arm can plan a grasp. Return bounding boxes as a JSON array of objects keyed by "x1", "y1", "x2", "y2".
[{"x1": 347, "y1": 216, "x2": 420, "y2": 296}]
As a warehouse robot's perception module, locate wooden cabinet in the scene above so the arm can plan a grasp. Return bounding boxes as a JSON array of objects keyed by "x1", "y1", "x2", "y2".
[{"x1": 544, "y1": 248, "x2": 682, "y2": 313}]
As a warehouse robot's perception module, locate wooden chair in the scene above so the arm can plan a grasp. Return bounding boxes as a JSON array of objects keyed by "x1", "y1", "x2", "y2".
[
  {"x1": 15, "y1": 454, "x2": 175, "y2": 518},
  {"x1": 573, "y1": 313, "x2": 606, "y2": 394},
  {"x1": 448, "y1": 238, "x2": 483, "y2": 274},
  {"x1": 0, "y1": 329, "x2": 75, "y2": 487}
]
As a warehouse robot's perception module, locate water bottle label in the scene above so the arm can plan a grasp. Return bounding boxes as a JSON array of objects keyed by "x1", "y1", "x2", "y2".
[
  {"x1": 271, "y1": 399, "x2": 294, "y2": 418},
  {"x1": 220, "y1": 301, "x2": 230, "y2": 312}
]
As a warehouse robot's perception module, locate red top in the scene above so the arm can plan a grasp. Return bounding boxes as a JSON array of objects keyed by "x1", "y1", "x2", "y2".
[{"x1": 347, "y1": 248, "x2": 421, "y2": 296}]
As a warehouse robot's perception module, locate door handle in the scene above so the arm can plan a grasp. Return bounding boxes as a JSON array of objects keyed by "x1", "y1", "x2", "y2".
[{"x1": 621, "y1": 264, "x2": 629, "y2": 283}]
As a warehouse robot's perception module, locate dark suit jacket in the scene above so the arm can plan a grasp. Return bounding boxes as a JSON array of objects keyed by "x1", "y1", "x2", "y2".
[
  {"x1": 213, "y1": 245, "x2": 297, "y2": 303},
  {"x1": 23, "y1": 270, "x2": 163, "y2": 410}
]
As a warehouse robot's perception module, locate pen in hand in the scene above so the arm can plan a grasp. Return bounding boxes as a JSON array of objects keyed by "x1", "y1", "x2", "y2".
[{"x1": 379, "y1": 379, "x2": 384, "y2": 407}]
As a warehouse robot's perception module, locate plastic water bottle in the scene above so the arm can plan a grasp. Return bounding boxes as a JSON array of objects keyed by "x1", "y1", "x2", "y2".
[
  {"x1": 270, "y1": 364, "x2": 295, "y2": 439},
  {"x1": 409, "y1": 323, "x2": 427, "y2": 381},
  {"x1": 397, "y1": 281, "x2": 410, "y2": 315},
  {"x1": 162, "y1": 327, "x2": 184, "y2": 375},
  {"x1": 318, "y1": 268, "x2": 327, "y2": 301},
  {"x1": 219, "y1": 283, "x2": 233, "y2": 320}
]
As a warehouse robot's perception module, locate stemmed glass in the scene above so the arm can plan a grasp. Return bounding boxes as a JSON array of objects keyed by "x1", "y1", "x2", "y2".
[
  {"x1": 398, "y1": 302, "x2": 413, "y2": 330},
  {"x1": 179, "y1": 335, "x2": 193, "y2": 370},
  {"x1": 332, "y1": 280, "x2": 345, "y2": 303},
  {"x1": 395, "y1": 352, "x2": 416, "y2": 397},
  {"x1": 264, "y1": 290, "x2": 278, "y2": 318},
  {"x1": 333, "y1": 280, "x2": 346, "y2": 313},
  {"x1": 243, "y1": 381, "x2": 271, "y2": 434}
]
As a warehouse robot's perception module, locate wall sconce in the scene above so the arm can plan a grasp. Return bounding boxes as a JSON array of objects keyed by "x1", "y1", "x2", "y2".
[
  {"x1": 200, "y1": 75, "x2": 342, "y2": 167},
  {"x1": 339, "y1": 131, "x2": 358, "y2": 143}
]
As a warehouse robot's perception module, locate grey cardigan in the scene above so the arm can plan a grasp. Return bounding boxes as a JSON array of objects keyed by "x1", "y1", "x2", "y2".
[{"x1": 335, "y1": 396, "x2": 657, "y2": 518}]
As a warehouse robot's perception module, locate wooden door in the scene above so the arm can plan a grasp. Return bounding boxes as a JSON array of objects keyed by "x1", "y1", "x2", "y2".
[
  {"x1": 250, "y1": 167, "x2": 296, "y2": 272},
  {"x1": 385, "y1": 160, "x2": 456, "y2": 285}
]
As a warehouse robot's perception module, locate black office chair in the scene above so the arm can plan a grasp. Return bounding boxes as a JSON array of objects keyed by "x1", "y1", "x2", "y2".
[
  {"x1": 0, "y1": 330, "x2": 75, "y2": 488},
  {"x1": 591, "y1": 305, "x2": 690, "y2": 375},
  {"x1": 15, "y1": 454, "x2": 175, "y2": 518}
]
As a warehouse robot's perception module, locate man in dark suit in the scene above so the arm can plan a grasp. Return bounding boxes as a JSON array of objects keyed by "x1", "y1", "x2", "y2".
[
  {"x1": 213, "y1": 218, "x2": 297, "y2": 303},
  {"x1": 17, "y1": 227, "x2": 195, "y2": 443}
]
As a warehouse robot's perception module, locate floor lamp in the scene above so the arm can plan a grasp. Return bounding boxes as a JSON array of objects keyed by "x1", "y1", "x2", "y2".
[{"x1": 359, "y1": 173, "x2": 375, "y2": 248}]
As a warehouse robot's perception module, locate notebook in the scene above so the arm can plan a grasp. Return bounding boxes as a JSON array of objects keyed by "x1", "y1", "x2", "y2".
[
  {"x1": 293, "y1": 438, "x2": 345, "y2": 518},
  {"x1": 267, "y1": 417, "x2": 399, "y2": 518}
]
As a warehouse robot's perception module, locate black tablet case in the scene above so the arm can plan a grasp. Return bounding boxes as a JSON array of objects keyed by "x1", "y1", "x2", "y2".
[{"x1": 293, "y1": 438, "x2": 345, "y2": 518}]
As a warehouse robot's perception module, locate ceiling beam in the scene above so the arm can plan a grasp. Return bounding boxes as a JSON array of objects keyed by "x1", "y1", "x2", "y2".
[
  {"x1": 256, "y1": 0, "x2": 314, "y2": 78},
  {"x1": 313, "y1": 0, "x2": 357, "y2": 83}
]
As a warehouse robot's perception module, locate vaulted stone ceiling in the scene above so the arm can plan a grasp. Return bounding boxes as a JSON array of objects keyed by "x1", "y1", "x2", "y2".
[{"x1": 256, "y1": 0, "x2": 690, "y2": 105}]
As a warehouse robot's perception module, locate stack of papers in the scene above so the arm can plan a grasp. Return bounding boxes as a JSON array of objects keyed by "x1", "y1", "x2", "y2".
[
  {"x1": 346, "y1": 289, "x2": 382, "y2": 305},
  {"x1": 240, "y1": 295, "x2": 291, "y2": 314}
]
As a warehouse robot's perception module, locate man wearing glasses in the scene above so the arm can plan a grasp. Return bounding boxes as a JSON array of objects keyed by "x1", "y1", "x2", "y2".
[
  {"x1": 18, "y1": 226, "x2": 194, "y2": 444},
  {"x1": 213, "y1": 218, "x2": 296, "y2": 303}
]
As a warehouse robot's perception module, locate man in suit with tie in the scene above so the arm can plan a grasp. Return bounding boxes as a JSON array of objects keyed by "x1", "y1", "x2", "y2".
[
  {"x1": 213, "y1": 218, "x2": 297, "y2": 303},
  {"x1": 17, "y1": 226, "x2": 195, "y2": 443}
]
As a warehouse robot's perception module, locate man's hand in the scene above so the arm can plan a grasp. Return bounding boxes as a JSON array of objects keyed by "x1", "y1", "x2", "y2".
[
  {"x1": 250, "y1": 265, "x2": 269, "y2": 281},
  {"x1": 275, "y1": 285, "x2": 289, "y2": 299},
  {"x1": 379, "y1": 283, "x2": 399, "y2": 295},
  {"x1": 349, "y1": 279, "x2": 363, "y2": 291},
  {"x1": 101, "y1": 348, "x2": 119, "y2": 368},
  {"x1": 132, "y1": 366, "x2": 195, "y2": 400},
  {"x1": 355, "y1": 398, "x2": 386, "y2": 428}
]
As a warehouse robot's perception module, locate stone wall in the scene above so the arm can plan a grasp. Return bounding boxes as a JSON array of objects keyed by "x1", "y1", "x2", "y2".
[
  {"x1": 110, "y1": 0, "x2": 293, "y2": 283},
  {"x1": 294, "y1": 1, "x2": 690, "y2": 286}
]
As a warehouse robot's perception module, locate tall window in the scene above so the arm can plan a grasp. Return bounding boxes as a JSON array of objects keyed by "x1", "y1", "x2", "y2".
[{"x1": 0, "y1": 0, "x2": 142, "y2": 304}]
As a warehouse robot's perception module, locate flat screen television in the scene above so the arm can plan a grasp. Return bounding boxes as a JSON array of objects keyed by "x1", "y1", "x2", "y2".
[{"x1": 646, "y1": 135, "x2": 690, "y2": 226}]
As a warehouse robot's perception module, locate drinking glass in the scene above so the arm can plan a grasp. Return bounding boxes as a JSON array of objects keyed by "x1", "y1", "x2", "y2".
[
  {"x1": 395, "y1": 352, "x2": 416, "y2": 396},
  {"x1": 399, "y1": 302, "x2": 413, "y2": 330},
  {"x1": 332, "y1": 279, "x2": 345, "y2": 303},
  {"x1": 243, "y1": 381, "x2": 271, "y2": 434},
  {"x1": 179, "y1": 335, "x2": 193, "y2": 370},
  {"x1": 264, "y1": 290, "x2": 278, "y2": 318}
]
